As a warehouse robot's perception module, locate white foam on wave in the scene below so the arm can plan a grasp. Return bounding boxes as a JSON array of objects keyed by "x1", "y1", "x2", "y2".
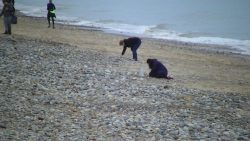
[
  {"x1": 16, "y1": 4, "x2": 46, "y2": 17},
  {"x1": 98, "y1": 22, "x2": 250, "y2": 55},
  {"x1": 73, "y1": 20, "x2": 153, "y2": 35},
  {"x1": 100, "y1": 22, "x2": 152, "y2": 35},
  {"x1": 93, "y1": 22, "x2": 250, "y2": 55},
  {"x1": 146, "y1": 26, "x2": 250, "y2": 55}
]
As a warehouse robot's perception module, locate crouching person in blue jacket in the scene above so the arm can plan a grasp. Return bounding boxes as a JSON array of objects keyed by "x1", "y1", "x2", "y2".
[{"x1": 147, "y1": 58, "x2": 173, "y2": 79}]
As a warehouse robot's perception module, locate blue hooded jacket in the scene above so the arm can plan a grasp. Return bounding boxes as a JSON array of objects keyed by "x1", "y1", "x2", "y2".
[{"x1": 147, "y1": 59, "x2": 168, "y2": 78}]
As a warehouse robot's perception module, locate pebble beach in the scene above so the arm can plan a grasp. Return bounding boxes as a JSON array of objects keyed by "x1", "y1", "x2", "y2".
[{"x1": 0, "y1": 14, "x2": 250, "y2": 140}]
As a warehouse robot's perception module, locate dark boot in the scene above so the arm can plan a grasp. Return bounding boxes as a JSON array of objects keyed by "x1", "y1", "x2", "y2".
[{"x1": 8, "y1": 26, "x2": 11, "y2": 34}]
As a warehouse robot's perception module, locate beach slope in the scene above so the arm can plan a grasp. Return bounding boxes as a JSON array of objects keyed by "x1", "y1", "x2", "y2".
[{"x1": 0, "y1": 15, "x2": 250, "y2": 140}]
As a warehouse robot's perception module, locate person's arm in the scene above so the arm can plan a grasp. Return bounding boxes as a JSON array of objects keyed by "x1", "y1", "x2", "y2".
[
  {"x1": 149, "y1": 67, "x2": 158, "y2": 77},
  {"x1": 121, "y1": 46, "x2": 127, "y2": 55},
  {"x1": 10, "y1": 3, "x2": 15, "y2": 15},
  {"x1": 0, "y1": 5, "x2": 5, "y2": 17},
  {"x1": 53, "y1": 4, "x2": 56, "y2": 10},
  {"x1": 149, "y1": 62, "x2": 158, "y2": 77}
]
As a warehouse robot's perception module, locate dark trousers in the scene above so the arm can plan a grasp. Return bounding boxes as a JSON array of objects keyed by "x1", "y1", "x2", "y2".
[
  {"x1": 131, "y1": 41, "x2": 141, "y2": 61},
  {"x1": 149, "y1": 70, "x2": 168, "y2": 78},
  {"x1": 47, "y1": 13, "x2": 55, "y2": 28},
  {"x1": 3, "y1": 16, "x2": 12, "y2": 34}
]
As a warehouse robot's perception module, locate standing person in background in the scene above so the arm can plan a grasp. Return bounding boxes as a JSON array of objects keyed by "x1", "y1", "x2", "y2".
[
  {"x1": 0, "y1": 0, "x2": 15, "y2": 35},
  {"x1": 119, "y1": 37, "x2": 142, "y2": 61},
  {"x1": 47, "y1": 0, "x2": 56, "y2": 29}
]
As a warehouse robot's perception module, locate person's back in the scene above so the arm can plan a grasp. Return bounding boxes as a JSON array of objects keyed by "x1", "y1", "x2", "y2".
[
  {"x1": 123, "y1": 37, "x2": 141, "y2": 47},
  {"x1": 11, "y1": 0, "x2": 14, "y2": 6},
  {"x1": 154, "y1": 60, "x2": 168, "y2": 74}
]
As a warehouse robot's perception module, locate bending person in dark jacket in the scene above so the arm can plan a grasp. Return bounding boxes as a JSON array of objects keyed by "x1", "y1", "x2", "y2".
[
  {"x1": 120, "y1": 37, "x2": 141, "y2": 61},
  {"x1": 147, "y1": 58, "x2": 173, "y2": 79}
]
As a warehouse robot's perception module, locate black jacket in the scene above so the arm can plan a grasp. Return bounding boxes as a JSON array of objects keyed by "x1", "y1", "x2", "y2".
[{"x1": 121, "y1": 37, "x2": 141, "y2": 55}]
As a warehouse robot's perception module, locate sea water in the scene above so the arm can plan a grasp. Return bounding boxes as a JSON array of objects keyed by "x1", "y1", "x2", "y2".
[{"x1": 3, "y1": 0, "x2": 250, "y2": 55}]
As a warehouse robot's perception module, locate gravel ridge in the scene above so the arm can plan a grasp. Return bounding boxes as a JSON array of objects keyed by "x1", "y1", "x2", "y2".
[{"x1": 0, "y1": 36, "x2": 249, "y2": 140}]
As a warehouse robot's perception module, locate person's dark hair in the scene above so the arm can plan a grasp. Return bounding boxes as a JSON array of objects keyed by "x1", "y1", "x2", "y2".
[
  {"x1": 147, "y1": 59, "x2": 157, "y2": 69},
  {"x1": 119, "y1": 40, "x2": 124, "y2": 46},
  {"x1": 146, "y1": 59, "x2": 151, "y2": 64}
]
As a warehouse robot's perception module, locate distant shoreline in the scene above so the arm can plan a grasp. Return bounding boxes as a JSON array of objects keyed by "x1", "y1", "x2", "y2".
[{"x1": 14, "y1": 9, "x2": 250, "y2": 56}]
